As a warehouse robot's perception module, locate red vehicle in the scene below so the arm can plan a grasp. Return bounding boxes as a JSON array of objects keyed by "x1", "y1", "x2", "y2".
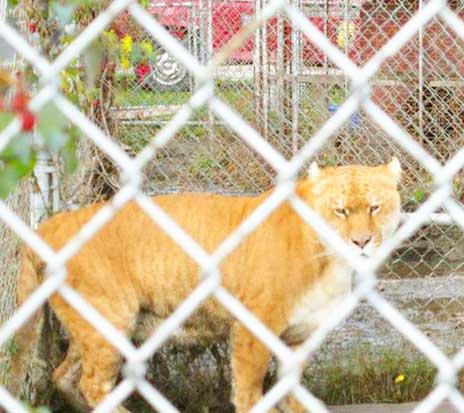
[{"x1": 118, "y1": 1, "x2": 362, "y2": 88}]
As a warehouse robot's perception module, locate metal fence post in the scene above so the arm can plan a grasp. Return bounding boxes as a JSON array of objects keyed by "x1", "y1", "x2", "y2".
[
  {"x1": 290, "y1": 0, "x2": 301, "y2": 154},
  {"x1": 30, "y1": 148, "x2": 60, "y2": 229}
]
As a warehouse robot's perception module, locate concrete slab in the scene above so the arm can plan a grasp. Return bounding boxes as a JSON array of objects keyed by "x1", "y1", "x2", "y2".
[{"x1": 330, "y1": 402, "x2": 458, "y2": 413}]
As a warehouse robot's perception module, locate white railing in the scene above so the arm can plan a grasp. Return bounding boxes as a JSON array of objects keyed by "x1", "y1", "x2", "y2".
[{"x1": 0, "y1": 0, "x2": 464, "y2": 412}]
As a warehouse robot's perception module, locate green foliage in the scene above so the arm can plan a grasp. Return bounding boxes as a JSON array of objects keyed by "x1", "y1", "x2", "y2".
[
  {"x1": 7, "y1": 338, "x2": 18, "y2": 356},
  {"x1": 0, "y1": 131, "x2": 36, "y2": 198},
  {"x1": 413, "y1": 188, "x2": 426, "y2": 203},
  {"x1": 37, "y1": 103, "x2": 78, "y2": 172},
  {"x1": 0, "y1": 103, "x2": 77, "y2": 199},
  {"x1": 82, "y1": 42, "x2": 105, "y2": 88},
  {"x1": 328, "y1": 84, "x2": 346, "y2": 105},
  {"x1": 0, "y1": 0, "x2": 115, "y2": 198},
  {"x1": 102, "y1": 30, "x2": 120, "y2": 62},
  {"x1": 190, "y1": 153, "x2": 214, "y2": 177},
  {"x1": 303, "y1": 347, "x2": 436, "y2": 405}
]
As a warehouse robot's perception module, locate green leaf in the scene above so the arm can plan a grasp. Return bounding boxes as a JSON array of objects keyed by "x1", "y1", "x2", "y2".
[
  {"x1": 0, "y1": 131, "x2": 36, "y2": 198},
  {"x1": 61, "y1": 134, "x2": 77, "y2": 173},
  {"x1": 82, "y1": 42, "x2": 104, "y2": 88},
  {"x1": 7, "y1": 338, "x2": 18, "y2": 355},
  {"x1": 48, "y1": 130, "x2": 69, "y2": 153},
  {"x1": 1, "y1": 133, "x2": 34, "y2": 165},
  {"x1": 130, "y1": 43, "x2": 142, "y2": 65},
  {"x1": 102, "y1": 31, "x2": 120, "y2": 61},
  {"x1": 413, "y1": 189, "x2": 426, "y2": 203},
  {"x1": 139, "y1": 0, "x2": 150, "y2": 7},
  {"x1": 0, "y1": 156, "x2": 36, "y2": 198},
  {"x1": 37, "y1": 103, "x2": 68, "y2": 141}
]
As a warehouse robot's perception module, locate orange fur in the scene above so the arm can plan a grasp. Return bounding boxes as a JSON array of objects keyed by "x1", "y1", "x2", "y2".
[{"x1": 14, "y1": 161, "x2": 401, "y2": 413}]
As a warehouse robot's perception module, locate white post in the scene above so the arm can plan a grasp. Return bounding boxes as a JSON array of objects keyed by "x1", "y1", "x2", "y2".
[
  {"x1": 28, "y1": 61, "x2": 60, "y2": 228},
  {"x1": 254, "y1": 0, "x2": 264, "y2": 136},
  {"x1": 207, "y1": 0, "x2": 213, "y2": 140},
  {"x1": 0, "y1": 0, "x2": 5, "y2": 22},
  {"x1": 419, "y1": 0, "x2": 424, "y2": 141},
  {"x1": 261, "y1": 0, "x2": 269, "y2": 140},
  {"x1": 31, "y1": 146, "x2": 60, "y2": 229},
  {"x1": 291, "y1": 0, "x2": 301, "y2": 153},
  {"x1": 275, "y1": 8, "x2": 284, "y2": 117},
  {"x1": 0, "y1": 0, "x2": 16, "y2": 71},
  {"x1": 30, "y1": 151, "x2": 51, "y2": 229}
]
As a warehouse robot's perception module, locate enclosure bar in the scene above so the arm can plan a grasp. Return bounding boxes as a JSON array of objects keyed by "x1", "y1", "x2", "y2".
[
  {"x1": 254, "y1": 0, "x2": 263, "y2": 137},
  {"x1": 276, "y1": 4, "x2": 285, "y2": 137},
  {"x1": 419, "y1": 0, "x2": 425, "y2": 141},
  {"x1": 192, "y1": 2, "x2": 199, "y2": 64},
  {"x1": 344, "y1": 0, "x2": 349, "y2": 93},
  {"x1": 0, "y1": 0, "x2": 5, "y2": 22},
  {"x1": 206, "y1": 0, "x2": 214, "y2": 143},
  {"x1": 262, "y1": 0, "x2": 269, "y2": 140},
  {"x1": 206, "y1": 0, "x2": 213, "y2": 61},
  {"x1": 291, "y1": 0, "x2": 301, "y2": 153}
]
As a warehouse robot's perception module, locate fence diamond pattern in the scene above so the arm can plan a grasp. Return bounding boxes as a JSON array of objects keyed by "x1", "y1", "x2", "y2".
[{"x1": 1, "y1": 0, "x2": 464, "y2": 412}]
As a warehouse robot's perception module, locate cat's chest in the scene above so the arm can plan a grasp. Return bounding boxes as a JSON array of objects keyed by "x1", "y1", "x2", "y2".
[{"x1": 288, "y1": 260, "x2": 353, "y2": 333}]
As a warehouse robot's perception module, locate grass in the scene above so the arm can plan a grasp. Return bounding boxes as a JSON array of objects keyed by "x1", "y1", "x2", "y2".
[
  {"x1": 302, "y1": 347, "x2": 437, "y2": 405},
  {"x1": 113, "y1": 82, "x2": 255, "y2": 115},
  {"x1": 50, "y1": 343, "x2": 438, "y2": 413},
  {"x1": 113, "y1": 88, "x2": 192, "y2": 107}
]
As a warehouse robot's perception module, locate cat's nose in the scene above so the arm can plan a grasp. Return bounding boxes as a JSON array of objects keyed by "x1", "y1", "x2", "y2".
[{"x1": 351, "y1": 235, "x2": 372, "y2": 249}]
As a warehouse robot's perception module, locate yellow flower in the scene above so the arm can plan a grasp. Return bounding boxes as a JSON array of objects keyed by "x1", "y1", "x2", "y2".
[
  {"x1": 120, "y1": 55, "x2": 131, "y2": 70},
  {"x1": 394, "y1": 374, "x2": 405, "y2": 384},
  {"x1": 140, "y1": 40, "x2": 154, "y2": 56},
  {"x1": 121, "y1": 34, "x2": 133, "y2": 55},
  {"x1": 60, "y1": 73, "x2": 71, "y2": 93},
  {"x1": 337, "y1": 21, "x2": 357, "y2": 49}
]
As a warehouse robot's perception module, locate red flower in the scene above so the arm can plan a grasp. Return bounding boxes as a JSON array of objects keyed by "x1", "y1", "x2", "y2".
[
  {"x1": 135, "y1": 64, "x2": 150, "y2": 81},
  {"x1": 11, "y1": 92, "x2": 29, "y2": 112},
  {"x1": 20, "y1": 110, "x2": 36, "y2": 132},
  {"x1": 28, "y1": 22, "x2": 37, "y2": 33}
]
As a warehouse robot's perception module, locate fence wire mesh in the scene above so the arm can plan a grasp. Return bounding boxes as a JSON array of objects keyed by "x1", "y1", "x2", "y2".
[{"x1": 2, "y1": 0, "x2": 464, "y2": 412}]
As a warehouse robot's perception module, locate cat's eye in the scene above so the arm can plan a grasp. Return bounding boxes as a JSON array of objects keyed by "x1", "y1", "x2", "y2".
[
  {"x1": 370, "y1": 205, "x2": 380, "y2": 215},
  {"x1": 335, "y1": 208, "x2": 348, "y2": 217}
]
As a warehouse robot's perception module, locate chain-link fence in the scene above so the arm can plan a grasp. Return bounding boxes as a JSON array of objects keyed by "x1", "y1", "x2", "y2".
[
  {"x1": 107, "y1": 0, "x2": 464, "y2": 371},
  {"x1": 3, "y1": 0, "x2": 464, "y2": 412},
  {"x1": 109, "y1": 0, "x2": 464, "y2": 281}
]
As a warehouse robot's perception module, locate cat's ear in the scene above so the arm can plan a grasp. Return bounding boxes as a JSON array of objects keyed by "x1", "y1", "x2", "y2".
[
  {"x1": 308, "y1": 161, "x2": 320, "y2": 180},
  {"x1": 386, "y1": 157, "x2": 402, "y2": 183}
]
